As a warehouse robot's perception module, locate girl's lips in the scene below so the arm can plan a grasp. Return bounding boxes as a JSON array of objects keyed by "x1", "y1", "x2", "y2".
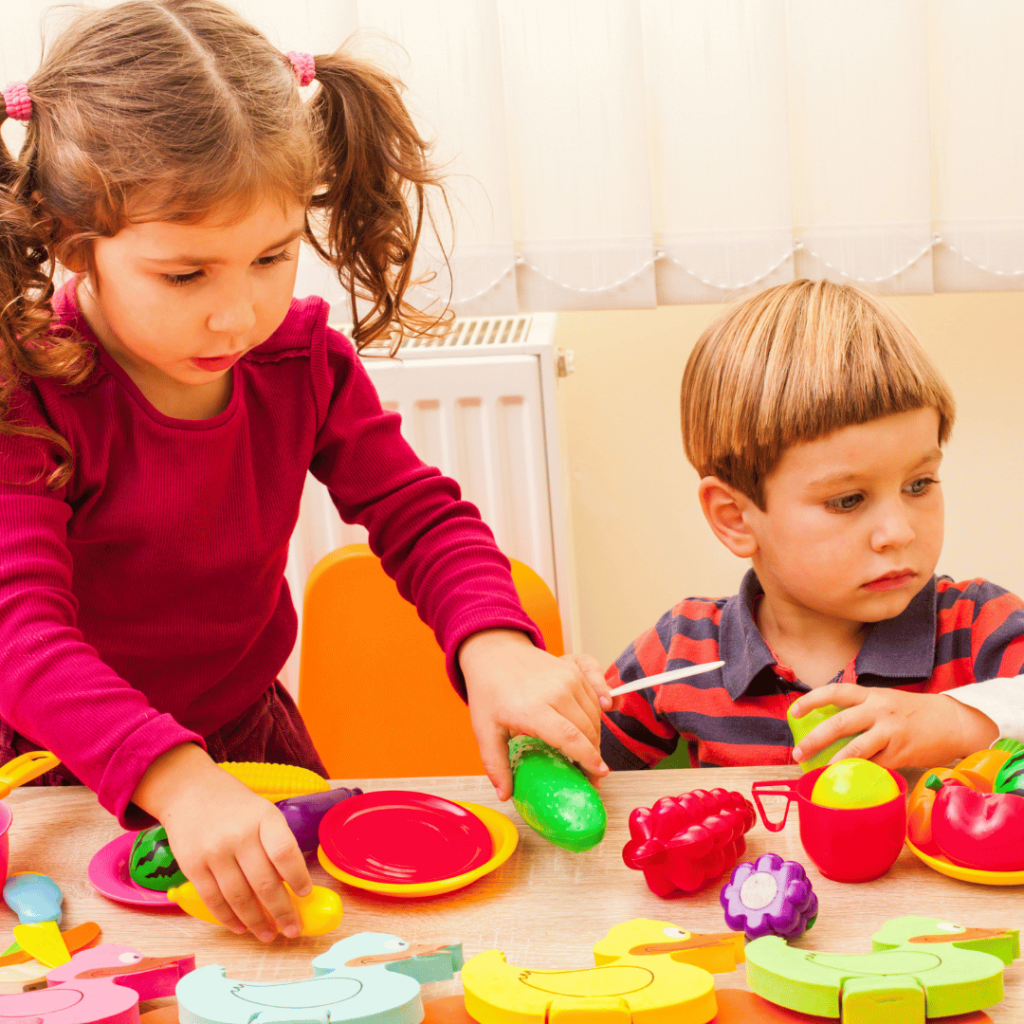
[
  {"x1": 862, "y1": 571, "x2": 916, "y2": 592},
  {"x1": 191, "y1": 354, "x2": 240, "y2": 372}
]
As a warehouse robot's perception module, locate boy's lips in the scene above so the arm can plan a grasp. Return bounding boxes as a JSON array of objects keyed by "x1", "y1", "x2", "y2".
[{"x1": 862, "y1": 570, "x2": 916, "y2": 592}]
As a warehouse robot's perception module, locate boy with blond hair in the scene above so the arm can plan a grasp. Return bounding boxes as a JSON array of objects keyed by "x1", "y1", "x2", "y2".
[{"x1": 601, "y1": 279, "x2": 1024, "y2": 770}]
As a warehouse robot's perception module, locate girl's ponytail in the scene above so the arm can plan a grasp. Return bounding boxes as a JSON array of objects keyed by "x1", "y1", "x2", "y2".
[
  {"x1": 0, "y1": 90, "x2": 92, "y2": 489},
  {"x1": 304, "y1": 51, "x2": 446, "y2": 353}
]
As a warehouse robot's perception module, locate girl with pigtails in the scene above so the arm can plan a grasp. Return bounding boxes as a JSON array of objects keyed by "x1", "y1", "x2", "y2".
[{"x1": 0, "y1": 0, "x2": 614, "y2": 941}]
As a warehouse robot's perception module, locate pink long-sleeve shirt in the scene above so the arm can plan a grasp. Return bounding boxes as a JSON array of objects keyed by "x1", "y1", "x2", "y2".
[{"x1": 0, "y1": 282, "x2": 540, "y2": 826}]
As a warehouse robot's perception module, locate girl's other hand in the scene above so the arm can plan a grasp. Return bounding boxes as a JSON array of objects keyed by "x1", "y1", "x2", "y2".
[
  {"x1": 789, "y1": 683, "x2": 998, "y2": 768},
  {"x1": 131, "y1": 744, "x2": 311, "y2": 942},
  {"x1": 459, "y1": 628, "x2": 617, "y2": 801}
]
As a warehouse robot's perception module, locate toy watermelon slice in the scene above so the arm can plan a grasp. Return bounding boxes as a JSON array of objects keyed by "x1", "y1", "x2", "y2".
[
  {"x1": 129, "y1": 826, "x2": 187, "y2": 891},
  {"x1": 994, "y1": 749, "x2": 1024, "y2": 796}
]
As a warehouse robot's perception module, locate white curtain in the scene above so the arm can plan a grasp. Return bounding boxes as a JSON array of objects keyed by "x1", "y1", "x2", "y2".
[{"x1": 4, "y1": 0, "x2": 1024, "y2": 311}]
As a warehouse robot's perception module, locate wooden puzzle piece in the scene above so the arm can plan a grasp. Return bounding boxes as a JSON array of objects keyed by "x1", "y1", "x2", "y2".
[
  {"x1": 463, "y1": 919, "x2": 744, "y2": 1024},
  {"x1": 745, "y1": 917, "x2": 1018, "y2": 1021},
  {"x1": 0, "y1": 943, "x2": 193, "y2": 1024},
  {"x1": 176, "y1": 932, "x2": 462, "y2": 1024}
]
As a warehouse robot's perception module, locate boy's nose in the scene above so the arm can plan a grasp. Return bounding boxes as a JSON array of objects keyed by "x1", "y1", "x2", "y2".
[{"x1": 871, "y1": 500, "x2": 916, "y2": 550}]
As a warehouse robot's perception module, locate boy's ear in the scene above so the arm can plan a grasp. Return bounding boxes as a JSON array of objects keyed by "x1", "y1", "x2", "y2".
[{"x1": 697, "y1": 476, "x2": 759, "y2": 559}]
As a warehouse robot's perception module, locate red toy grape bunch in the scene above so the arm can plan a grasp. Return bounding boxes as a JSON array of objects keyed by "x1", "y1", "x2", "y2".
[{"x1": 622, "y1": 788, "x2": 757, "y2": 897}]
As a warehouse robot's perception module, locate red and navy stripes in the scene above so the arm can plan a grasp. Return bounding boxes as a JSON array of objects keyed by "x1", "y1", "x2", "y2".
[{"x1": 600, "y1": 571, "x2": 1024, "y2": 770}]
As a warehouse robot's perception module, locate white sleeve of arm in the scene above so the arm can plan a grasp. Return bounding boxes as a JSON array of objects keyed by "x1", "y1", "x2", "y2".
[{"x1": 945, "y1": 678, "x2": 1024, "y2": 742}]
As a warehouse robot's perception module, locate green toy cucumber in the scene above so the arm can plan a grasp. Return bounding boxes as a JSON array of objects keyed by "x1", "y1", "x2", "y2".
[
  {"x1": 509, "y1": 735, "x2": 606, "y2": 852},
  {"x1": 992, "y1": 737, "x2": 1024, "y2": 757},
  {"x1": 129, "y1": 825, "x2": 187, "y2": 891},
  {"x1": 994, "y1": 748, "x2": 1024, "y2": 796}
]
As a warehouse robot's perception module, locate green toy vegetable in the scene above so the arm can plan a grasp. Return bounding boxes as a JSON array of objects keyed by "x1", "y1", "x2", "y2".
[
  {"x1": 992, "y1": 737, "x2": 1024, "y2": 756},
  {"x1": 994, "y1": 748, "x2": 1024, "y2": 796},
  {"x1": 509, "y1": 735, "x2": 606, "y2": 852},
  {"x1": 129, "y1": 825, "x2": 187, "y2": 891},
  {"x1": 928, "y1": 778, "x2": 1024, "y2": 872}
]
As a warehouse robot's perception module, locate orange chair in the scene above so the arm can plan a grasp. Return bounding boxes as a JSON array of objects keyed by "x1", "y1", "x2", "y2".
[{"x1": 297, "y1": 543, "x2": 564, "y2": 779}]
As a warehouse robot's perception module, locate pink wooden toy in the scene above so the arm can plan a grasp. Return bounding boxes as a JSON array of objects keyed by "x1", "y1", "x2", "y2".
[{"x1": 0, "y1": 943, "x2": 194, "y2": 1024}]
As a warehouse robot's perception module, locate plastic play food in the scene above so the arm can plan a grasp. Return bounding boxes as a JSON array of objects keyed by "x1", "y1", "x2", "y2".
[
  {"x1": 275, "y1": 786, "x2": 362, "y2": 853},
  {"x1": 994, "y1": 748, "x2": 1024, "y2": 795},
  {"x1": 318, "y1": 790, "x2": 493, "y2": 884},
  {"x1": 810, "y1": 757, "x2": 900, "y2": 809},
  {"x1": 3, "y1": 873, "x2": 69, "y2": 967},
  {"x1": 128, "y1": 826, "x2": 186, "y2": 891},
  {"x1": 993, "y1": 737, "x2": 1024, "y2": 756},
  {"x1": 167, "y1": 880, "x2": 343, "y2": 936},
  {"x1": 317, "y1": 801, "x2": 518, "y2": 898},
  {"x1": 88, "y1": 833, "x2": 178, "y2": 909},
  {"x1": 720, "y1": 852, "x2": 817, "y2": 940},
  {"x1": 952, "y1": 748, "x2": 1010, "y2": 791},
  {"x1": 906, "y1": 767, "x2": 952, "y2": 856},
  {"x1": 752, "y1": 767, "x2": 906, "y2": 883},
  {"x1": 0, "y1": 751, "x2": 60, "y2": 799},
  {"x1": 218, "y1": 761, "x2": 330, "y2": 801},
  {"x1": 786, "y1": 703, "x2": 860, "y2": 771},
  {"x1": 509, "y1": 735, "x2": 606, "y2": 852},
  {"x1": 927, "y1": 776, "x2": 1024, "y2": 872},
  {"x1": 622, "y1": 788, "x2": 756, "y2": 896}
]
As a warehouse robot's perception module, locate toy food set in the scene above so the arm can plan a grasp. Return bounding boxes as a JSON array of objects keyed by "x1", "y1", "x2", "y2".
[
  {"x1": 217, "y1": 761, "x2": 331, "y2": 800},
  {"x1": 317, "y1": 791, "x2": 519, "y2": 898},
  {"x1": 907, "y1": 742, "x2": 1024, "y2": 882},
  {"x1": 4, "y1": 873, "x2": 70, "y2": 967},
  {"x1": 508, "y1": 736, "x2": 606, "y2": 852},
  {"x1": 462, "y1": 918, "x2": 745, "y2": 1024},
  {"x1": 745, "y1": 915, "x2": 1018, "y2": 1023},
  {"x1": 176, "y1": 932, "x2": 462, "y2": 1024},
  {"x1": 752, "y1": 760, "x2": 907, "y2": 882},
  {"x1": 787, "y1": 703, "x2": 862, "y2": 771},
  {"x1": 167, "y1": 880, "x2": 343, "y2": 937},
  {"x1": 720, "y1": 853, "x2": 817, "y2": 940},
  {"x1": 622, "y1": 788, "x2": 756, "y2": 896}
]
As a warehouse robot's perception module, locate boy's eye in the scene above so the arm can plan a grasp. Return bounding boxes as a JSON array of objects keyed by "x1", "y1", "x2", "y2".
[
  {"x1": 906, "y1": 476, "x2": 938, "y2": 495},
  {"x1": 826, "y1": 493, "x2": 862, "y2": 512}
]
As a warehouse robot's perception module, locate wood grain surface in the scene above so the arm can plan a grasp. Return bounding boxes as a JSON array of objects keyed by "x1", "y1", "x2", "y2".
[{"x1": 4, "y1": 767, "x2": 1021, "y2": 1019}]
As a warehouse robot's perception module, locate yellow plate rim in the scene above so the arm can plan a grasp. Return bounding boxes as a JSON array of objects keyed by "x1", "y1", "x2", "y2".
[
  {"x1": 317, "y1": 800, "x2": 518, "y2": 897},
  {"x1": 905, "y1": 838, "x2": 1024, "y2": 885}
]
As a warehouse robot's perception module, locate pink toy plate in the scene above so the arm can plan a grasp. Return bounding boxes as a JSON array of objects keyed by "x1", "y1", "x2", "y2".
[
  {"x1": 318, "y1": 790, "x2": 493, "y2": 884},
  {"x1": 88, "y1": 832, "x2": 181, "y2": 910}
]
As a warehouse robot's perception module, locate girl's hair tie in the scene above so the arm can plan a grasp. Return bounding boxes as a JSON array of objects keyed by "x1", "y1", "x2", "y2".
[
  {"x1": 1, "y1": 82, "x2": 32, "y2": 122},
  {"x1": 285, "y1": 52, "x2": 316, "y2": 87}
]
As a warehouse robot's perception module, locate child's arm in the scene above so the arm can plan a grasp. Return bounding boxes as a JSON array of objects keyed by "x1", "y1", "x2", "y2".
[
  {"x1": 789, "y1": 684, "x2": 999, "y2": 767},
  {"x1": 459, "y1": 629, "x2": 617, "y2": 800},
  {"x1": 131, "y1": 743, "x2": 311, "y2": 942}
]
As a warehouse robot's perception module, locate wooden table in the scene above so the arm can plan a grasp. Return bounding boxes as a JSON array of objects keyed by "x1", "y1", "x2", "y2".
[{"x1": 5, "y1": 767, "x2": 1023, "y2": 1019}]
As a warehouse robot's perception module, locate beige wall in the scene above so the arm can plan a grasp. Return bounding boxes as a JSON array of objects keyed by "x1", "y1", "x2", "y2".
[{"x1": 554, "y1": 291, "x2": 1024, "y2": 670}]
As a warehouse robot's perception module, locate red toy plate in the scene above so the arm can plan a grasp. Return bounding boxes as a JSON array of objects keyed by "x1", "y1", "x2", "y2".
[
  {"x1": 318, "y1": 790, "x2": 493, "y2": 884},
  {"x1": 87, "y1": 832, "x2": 181, "y2": 910}
]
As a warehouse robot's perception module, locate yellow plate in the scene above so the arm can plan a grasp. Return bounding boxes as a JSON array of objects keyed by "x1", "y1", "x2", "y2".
[
  {"x1": 905, "y1": 839, "x2": 1024, "y2": 886},
  {"x1": 318, "y1": 801, "x2": 518, "y2": 898}
]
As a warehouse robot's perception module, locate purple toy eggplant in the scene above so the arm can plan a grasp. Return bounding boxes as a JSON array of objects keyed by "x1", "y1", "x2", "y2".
[
  {"x1": 720, "y1": 852, "x2": 817, "y2": 940},
  {"x1": 277, "y1": 787, "x2": 363, "y2": 852}
]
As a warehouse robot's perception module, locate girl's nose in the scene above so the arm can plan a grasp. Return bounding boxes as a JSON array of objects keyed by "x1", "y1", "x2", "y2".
[{"x1": 207, "y1": 288, "x2": 256, "y2": 339}]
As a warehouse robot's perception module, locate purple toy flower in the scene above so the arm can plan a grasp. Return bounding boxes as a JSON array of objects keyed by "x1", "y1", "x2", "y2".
[{"x1": 720, "y1": 852, "x2": 818, "y2": 940}]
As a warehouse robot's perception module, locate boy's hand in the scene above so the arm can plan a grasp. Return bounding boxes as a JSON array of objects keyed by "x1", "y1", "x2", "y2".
[
  {"x1": 789, "y1": 684, "x2": 999, "y2": 768},
  {"x1": 132, "y1": 743, "x2": 311, "y2": 942},
  {"x1": 459, "y1": 628, "x2": 618, "y2": 800}
]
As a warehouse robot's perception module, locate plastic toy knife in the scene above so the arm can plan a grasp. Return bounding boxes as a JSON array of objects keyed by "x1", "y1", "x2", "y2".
[{"x1": 3, "y1": 872, "x2": 69, "y2": 967}]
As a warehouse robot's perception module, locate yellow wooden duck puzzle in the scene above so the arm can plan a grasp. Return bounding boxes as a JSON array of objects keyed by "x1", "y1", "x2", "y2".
[{"x1": 462, "y1": 918, "x2": 744, "y2": 1024}]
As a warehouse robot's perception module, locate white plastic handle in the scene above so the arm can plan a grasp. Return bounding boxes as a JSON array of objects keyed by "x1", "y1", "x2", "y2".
[{"x1": 609, "y1": 660, "x2": 725, "y2": 698}]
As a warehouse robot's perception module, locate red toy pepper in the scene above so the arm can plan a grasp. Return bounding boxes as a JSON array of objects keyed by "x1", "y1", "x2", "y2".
[
  {"x1": 930, "y1": 778, "x2": 1024, "y2": 872},
  {"x1": 622, "y1": 788, "x2": 756, "y2": 896}
]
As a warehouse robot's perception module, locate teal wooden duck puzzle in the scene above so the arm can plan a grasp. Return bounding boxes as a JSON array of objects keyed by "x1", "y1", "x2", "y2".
[
  {"x1": 176, "y1": 933, "x2": 463, "y2": 1024},
  {"x1": 745, "y1": 916, "x2": 1019, "y2": 1022}
]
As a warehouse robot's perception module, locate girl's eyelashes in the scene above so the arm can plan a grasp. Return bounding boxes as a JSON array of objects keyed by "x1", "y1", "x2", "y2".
[{"x1": 160, "y1": 249, "x2": 295, "y2": 286}]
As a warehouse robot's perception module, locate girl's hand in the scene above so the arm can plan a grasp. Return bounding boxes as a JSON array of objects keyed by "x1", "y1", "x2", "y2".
[
  {"x1": 789, "y1": 684, "x2": 998, "y2": 768},
  {"x1": 131, "y1": 744, "x2": 311, "y2": 942},
  {"x1": 459, "y1": 629, "x2": 619, "y2": 800}
]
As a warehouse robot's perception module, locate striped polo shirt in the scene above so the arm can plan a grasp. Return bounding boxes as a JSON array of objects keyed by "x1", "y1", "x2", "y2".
[{"x1": 600, "y1": 570, "x2": 1024, "y2": 770}]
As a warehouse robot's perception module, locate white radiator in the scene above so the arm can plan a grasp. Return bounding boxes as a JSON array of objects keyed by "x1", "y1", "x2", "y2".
[{"x1": 280, "y1": 312, "x2": 574, "y2": 693}]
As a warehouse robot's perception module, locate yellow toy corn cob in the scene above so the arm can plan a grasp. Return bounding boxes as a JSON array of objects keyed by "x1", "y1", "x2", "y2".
[{"x1": 219, "y1": 762, "x2": 330, "y2": 801}]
